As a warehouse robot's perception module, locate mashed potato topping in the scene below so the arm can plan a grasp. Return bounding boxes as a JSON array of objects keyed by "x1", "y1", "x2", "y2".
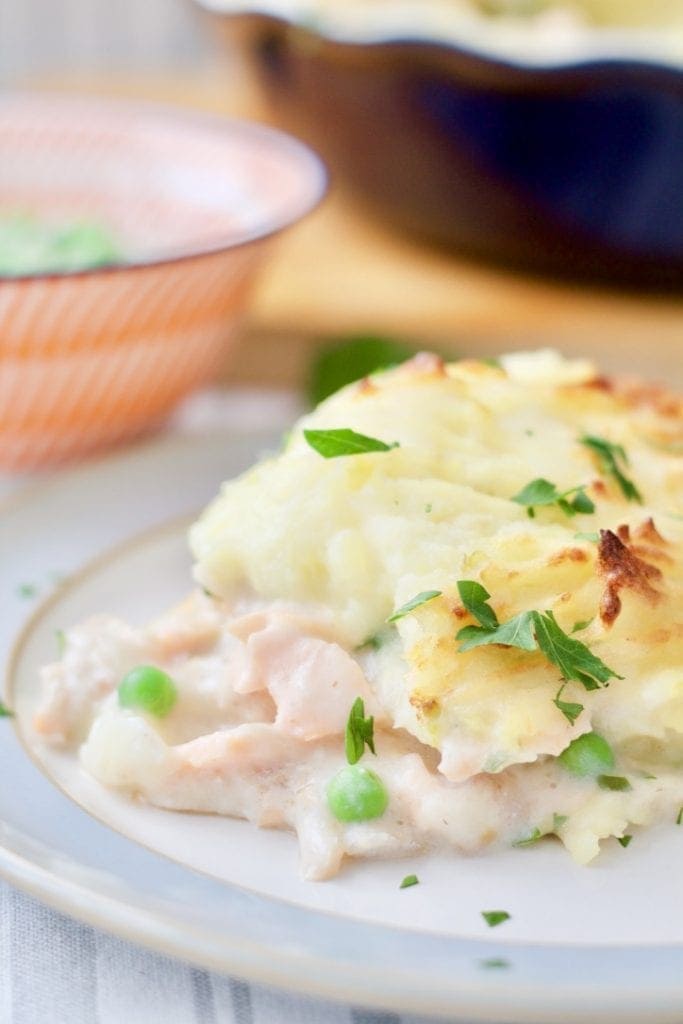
[{"x1": 35, "y1": 352, "x2": 683, "y2": 877}]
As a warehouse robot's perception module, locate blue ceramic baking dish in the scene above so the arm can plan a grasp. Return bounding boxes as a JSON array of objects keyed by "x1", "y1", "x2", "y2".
[{"x1": 200, "y1": 2, "x2": 683, "y2": 290}]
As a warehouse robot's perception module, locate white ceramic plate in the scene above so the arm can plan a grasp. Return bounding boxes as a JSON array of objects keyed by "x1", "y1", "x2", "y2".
[{"x1": 3, "y1": 432, "x2": 683, "y2": 1023}]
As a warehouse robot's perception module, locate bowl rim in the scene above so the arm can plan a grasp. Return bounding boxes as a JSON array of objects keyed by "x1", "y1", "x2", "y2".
[
  {"x1": 195, "y1": 0, "x2": 683, "y2": 74},
  {"x1": 0, "y1": 91, "x2": 329, "y2": 283}
]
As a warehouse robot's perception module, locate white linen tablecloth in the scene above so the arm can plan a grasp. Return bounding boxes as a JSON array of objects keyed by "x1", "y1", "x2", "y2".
[
  {"x1": 0, "y1": 389, "x2": 447, "y2": 1024},
  {"x1": 0, "y1": 883, "x2": 440, "y2": 1024}
]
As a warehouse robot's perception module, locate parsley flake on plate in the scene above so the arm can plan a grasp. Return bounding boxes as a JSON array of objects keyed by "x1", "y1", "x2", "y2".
[
  {"x1": 387, "y1": 590, "x2": 442, "y2": 623},
  {"x1": 511, "y1": 477, "x2": 595, "y2": 519},
  {"x1": 479, "y1": 958, "x2": 510, "y2": 970},
  {"x1": 618, "y1": 835, "x2": 633, "y2": 848},
  {"x1": 580, "y1": 435, "x2": 642, "y2": 503},
  {"x1": 345, "y1": 697, "x2": 376, "y2": 765},
  {"x1": 303, "y1": 428, "x2": 398, "y2": 458},
  {"x1": 399, "y1": 874, "x2": 419, "y2": 889},
  {"x1": 677, "y1": 807, "x2": 683, "y2": 826},
  {"x1": 0, "y1": 702, "x2": 13, "y2": 717},
  {"x1": 482, "y1": 910, "x2": 510, "y2": 928}
]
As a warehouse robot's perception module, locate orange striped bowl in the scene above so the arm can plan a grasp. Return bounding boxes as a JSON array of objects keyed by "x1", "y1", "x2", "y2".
[{"x1": 0, "y1": 94, "x2": 326, "y2": 471}]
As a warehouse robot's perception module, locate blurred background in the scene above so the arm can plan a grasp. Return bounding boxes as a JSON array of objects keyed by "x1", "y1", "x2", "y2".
[
  {"x1": 0, "y1": 1, "x2": 204, "y2": 81},
  {"x1": 1, "y1": 0, "x2": 682, "y2": 473}
]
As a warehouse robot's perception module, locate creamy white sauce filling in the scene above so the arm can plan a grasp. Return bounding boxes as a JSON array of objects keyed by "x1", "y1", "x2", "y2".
[{"x1": 33, "y1": 589, "x2": 683, "y2": 879}]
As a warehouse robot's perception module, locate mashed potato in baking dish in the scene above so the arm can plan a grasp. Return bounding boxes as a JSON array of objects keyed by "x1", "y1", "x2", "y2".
[{"x1": 35, "y1": 351, "x2": 683, "y2": 878}]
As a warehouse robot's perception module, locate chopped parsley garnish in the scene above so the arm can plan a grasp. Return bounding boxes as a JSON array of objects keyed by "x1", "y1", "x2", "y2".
[
  {"x1": 533, "y1": 610, "x2": 621, "y2": 691},
  {"x1": 356, "y1": 633, "x2": 387, "y2": 652},
  {"x1": 457, "y1": 611, "x2": 537, "y2": 653},
  {"x1": 553, "y1": 686, "x2": 584, "y2": 726},
  {"x1": 456, "y1": 580, "x2": 500, "y2": 631},
  {"x1": 558, "y1": 732, "x2": 615, "y2": 777},
  {"x1": 303, "y1": 427, "x2": 398, "y2": 458},
  {"x1": 574, "y1": 531, "x2": 600, "y2": 543},
  {"x1": 345, "y1": 697, "x2": 376, "y2": 765},
  {"x1": 482, "y1": 910, "x2": 510, "y2": 928},
  {"x1": 512, "y1": 828, "x2": 543, "y2": 847},
  {"x1": 511, "y1": 478, "x2": 595, "y2": 519},
  {"x1": 571, "y1": 618, "x2": 593, "y2": 634},
  {"x1": 455, "y1": 583, "x2": 621, "y2": 696},
  {"x1": 598, "y1": 774, "x2": 632, "y2": 792},
  {"x1": 0, "y1": 702, "x2": 13, "y2": 717},
  {"x1": 399, "y1": 873, "x2": 419, "y2": 889},
  {"x1": 677, "y1": 807, "x2": 683, "y2": 826},
  {"x1": 580, "y1": 435, "x2": 642, "y2": 503},
  {"x1": 425, "y1": 503, "x2": 433, "y2": 513},
  {"x1": 56, "y1": 629, "x2": 66, "y2": 655},
  {"x1": 387, "y1": 590, "x2": 442, "y2": 623},
  {"x1": 479, "y1": 958, "x2": 510, "y2": 970},
  {"x1": 16, "y1": 582, "x2": 37, "y2": 599},
  {"x1": 618, "y1": 835, "x2": 633, "y2": 848},
  {"x1": 514, "y1": 816, "x2": 568, "y2": 847}
]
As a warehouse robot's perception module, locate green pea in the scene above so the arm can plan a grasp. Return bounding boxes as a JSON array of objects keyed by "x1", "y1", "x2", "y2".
[
  {"x1": 326, "y1": 765, "x2": 389, "y2": 823},
  {"x1": 118, "y1": 665, "x2": 177, "y2": 718},
  {"x1": 558, "y1": 732, "x2": 615, "y2": 777}
]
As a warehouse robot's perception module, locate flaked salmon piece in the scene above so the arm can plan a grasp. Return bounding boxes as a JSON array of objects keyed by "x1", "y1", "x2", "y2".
[
  {"x1": 234, "y1": 613, "x2": 384, "y2": 740},
  {"x1": 147, "y1": 590, "x2": 226, "y2": 657},
  {"x1": 174, "y1": 721, "x2": 308, "y2": 774},
  {"x1": 35, "y1": 597, "x2": 381, "y2": 750}
]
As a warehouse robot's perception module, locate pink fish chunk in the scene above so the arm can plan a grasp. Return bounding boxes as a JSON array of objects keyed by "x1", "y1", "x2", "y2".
[{"x1": 235, "y1": 614, "x2": 381, "y2": 740}]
